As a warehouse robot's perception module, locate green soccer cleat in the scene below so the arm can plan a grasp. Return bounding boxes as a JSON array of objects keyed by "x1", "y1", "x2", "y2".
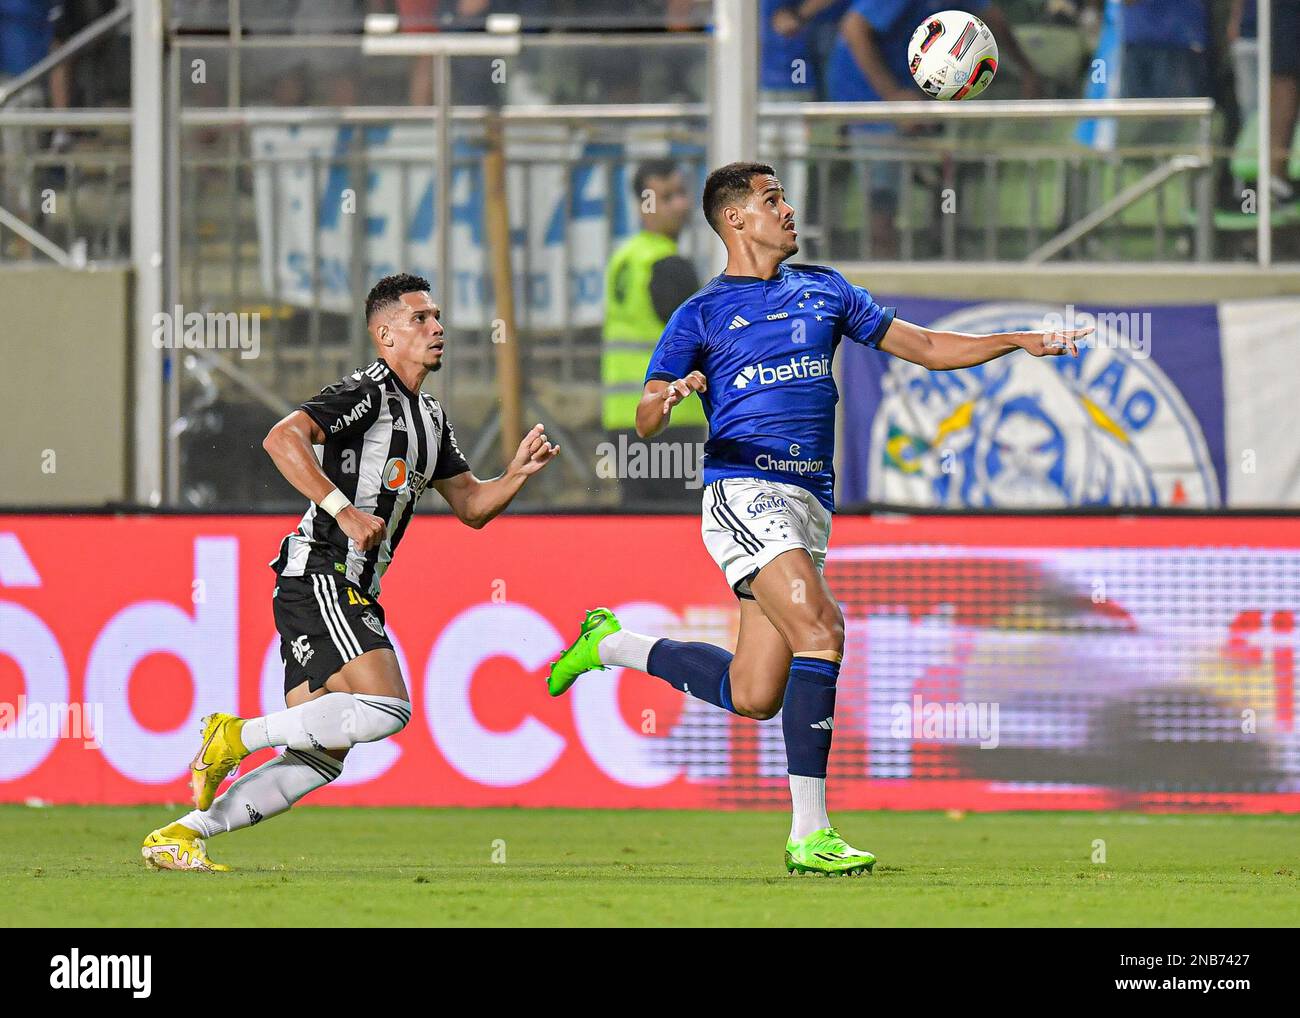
[
  {"x1": 785, "y1": 827, "x2": 876, "y2": 877},
  {"x1": 547, "y1": 607, "x2": 622, "y2": 696}
]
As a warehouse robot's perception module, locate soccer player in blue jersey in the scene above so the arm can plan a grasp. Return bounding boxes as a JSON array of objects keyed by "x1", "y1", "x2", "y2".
[{"x1": 548, "y1": 162, "x2": 1089, "y2": 876}]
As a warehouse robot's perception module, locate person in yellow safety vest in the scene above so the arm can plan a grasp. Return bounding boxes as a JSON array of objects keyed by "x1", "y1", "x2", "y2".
[{"x1": 602, "y1": 159, "x2": 704, "y2": 506}]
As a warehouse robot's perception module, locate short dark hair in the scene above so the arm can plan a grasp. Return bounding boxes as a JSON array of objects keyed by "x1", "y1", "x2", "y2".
[
  {"x1": 365, "y1": 272, "x2": 430, "y2": 322},
  {"x1": 632, "y1": 158, "x2": 682, "y2": 198},
  {"x1": 702, "y1": 161, "x2": 775, "y2": 232}
]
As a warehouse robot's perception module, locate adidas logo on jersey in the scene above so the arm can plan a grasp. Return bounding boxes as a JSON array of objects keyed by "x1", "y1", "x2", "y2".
[
  {"x1": 392, "y1": 415, "x2": 407, "y2": 431},
  {"x1": 727, "y1": 315, "x2": 751, "y2": 331}
]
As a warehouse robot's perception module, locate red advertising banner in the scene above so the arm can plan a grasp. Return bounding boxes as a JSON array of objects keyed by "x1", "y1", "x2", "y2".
[{"x1": 1, "y1": 515, "x2": 1298, "y2": 812}]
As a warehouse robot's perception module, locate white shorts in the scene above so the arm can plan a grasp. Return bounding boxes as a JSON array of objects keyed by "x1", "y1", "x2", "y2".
[{"x1": 701, "y1": 478, "x2": 832, "y2": 600}]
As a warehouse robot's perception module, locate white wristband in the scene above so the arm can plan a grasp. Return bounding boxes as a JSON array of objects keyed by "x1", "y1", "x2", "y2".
[{"x1": 318, "y1": 488, "x2": 351, "y2": 518}]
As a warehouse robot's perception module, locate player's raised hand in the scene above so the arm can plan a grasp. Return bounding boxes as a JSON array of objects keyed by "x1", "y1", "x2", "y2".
[
  {"x1": 1020, "y1": 327, "x2": 1092, "y2": 358},
  {"x1": 662, "y1": 371, "x2": 708, "y2": 415},
  {"x1": 511, "y1": 422, "x2": 560, "y2": 476},
  {"x1": 337, "y1": 505, "x2": 386, "y2": 552}
]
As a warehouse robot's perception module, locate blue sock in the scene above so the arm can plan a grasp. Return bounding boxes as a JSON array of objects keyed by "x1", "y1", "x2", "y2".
[
  {"x1": 782, "y1": 656, "x2": 840, "y2": 778},
  {"x1": 645, "y1": 639, "x2": 738, "y2": 715}
]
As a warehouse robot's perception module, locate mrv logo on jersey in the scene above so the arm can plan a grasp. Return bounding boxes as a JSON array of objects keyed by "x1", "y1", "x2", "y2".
[
  {"x1": 329, "y1": 393, "x2": 373, "y2": 433},
  {"x1": 732, "y1": 354, "x2": 831, "y2": 389},
  {"x1": 50, "y1": 949, "x2": 151, "y2": 998}
]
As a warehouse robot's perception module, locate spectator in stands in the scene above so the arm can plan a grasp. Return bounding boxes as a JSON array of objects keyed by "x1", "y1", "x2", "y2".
[
  {"x1": 828, "y1": 1, "x2": 1040, "y2": 106},
  {"x1": 1077, "y1": 0, "x2": 1213, "y2": 151},
  {"x1": 765, "y1": 1, "x2": 851, "y2": 100},
  {"x1": 400, "y1": 1, "x2": 519, "y2": 106},
  {"x1": 601, "y1": 159, "x2": 702, "y2": 508},
  {"x1": 1112, "y1": 0, "x2": 1212, "y2": 100},
  {"x1": 541, "y1": 1, "x2": 702, "y2": 103},
  {"x1": 397, "y1": 0, "x2": 490, "y2": 36},
  {"x1": 761, "y1": 0, "x2": 819, "y2": 100},
  {"x1": 1231, "y1": 0, "x2": 1300, "y2": 201},
  {"x1": 825, "y1": 1, "x2": 1040, "y2": 256},
  {"x1": 0, "y1": 0, "x2": 57, "y2": 232},
  {"x1": 1229, "y1": 0, "x2": 1260, "y2": 120},
  {"x1": 49, "y1": 2, "x2": 129, "y2": 118}
]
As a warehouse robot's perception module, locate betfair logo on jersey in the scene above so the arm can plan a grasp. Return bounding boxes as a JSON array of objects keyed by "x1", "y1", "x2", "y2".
[
  {"x1": 732, "y1": 354, "x2": 831, "y2": 389},
  {"x1": 329, "y1": 393, "x2": 373, "y2": 433}
]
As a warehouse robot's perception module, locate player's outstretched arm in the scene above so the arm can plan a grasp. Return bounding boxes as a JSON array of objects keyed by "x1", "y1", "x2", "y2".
[
  {"x1": 262, "y1": 411, "x2": 385, "y2": 551},
  {"x1": 876, "y1": 317, "x2": 1092, "y2": 372},
  {"x1": 432, "y1": 422, "x2": 559, "y2": 529},
  {"x1": 636, "y1": 372, "x2": 707, "y2": 439}
]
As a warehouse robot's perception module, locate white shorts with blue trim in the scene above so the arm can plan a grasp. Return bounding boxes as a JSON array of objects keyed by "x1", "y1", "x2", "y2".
[{"x1": 701, "y1": 477, "x2": 832, "y2": 600}]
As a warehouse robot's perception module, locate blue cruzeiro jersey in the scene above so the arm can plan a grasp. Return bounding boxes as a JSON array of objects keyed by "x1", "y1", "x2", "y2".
[{"x1": 645, "y1": 263, "x2": 896, "y2": 512}]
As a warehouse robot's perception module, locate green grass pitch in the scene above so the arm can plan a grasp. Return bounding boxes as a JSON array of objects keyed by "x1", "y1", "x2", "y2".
[{"x1": 3, "y1": 806, "x2": 1298, "y2": 927}]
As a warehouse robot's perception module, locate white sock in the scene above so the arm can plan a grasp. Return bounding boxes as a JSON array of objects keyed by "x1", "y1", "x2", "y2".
[
  {"x1": 597, "y1": 630, "x2": 659, "y2": 671},
  {"x1": 789, "y1": 775, "x2": 831, "y2": 840},
  {"x1": 176, "y1": 748, "x2": 342, "y2": 838},
  {"x1": 238, "y1": 692, "x2": 411, "y2": 753}
]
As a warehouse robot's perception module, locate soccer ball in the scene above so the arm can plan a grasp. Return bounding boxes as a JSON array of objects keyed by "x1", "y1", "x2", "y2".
[{"x1": 906, "y1": 10, "x2": 999, "y2": 101}]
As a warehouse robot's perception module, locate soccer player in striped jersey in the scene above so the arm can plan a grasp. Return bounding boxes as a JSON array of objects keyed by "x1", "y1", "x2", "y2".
[
  {"x1": 142, "y1": 273, "x2": 559, "y2": 871},
  {"x1": 547, "y1": 163, "x2": 1090, "y2": 876}
]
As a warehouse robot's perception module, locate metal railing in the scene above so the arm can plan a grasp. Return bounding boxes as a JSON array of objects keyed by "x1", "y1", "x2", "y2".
[
  {"x1": 0, "y1": 100, "x2": 1242, "y2": 509},
  {"x1": 758, "y1": 98, "x2": 1217, "y2": 263}
]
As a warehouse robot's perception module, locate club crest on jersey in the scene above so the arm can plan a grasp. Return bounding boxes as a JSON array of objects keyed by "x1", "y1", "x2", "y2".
[
  {"x1": 360, "y1": 611, "x2": 385, "y2": 637},
  {"x1": 420, "y1": 393, "x2": 444, "y2": 443},
  {"x1": 868, "y1": 303, "x2": 1220, "y2": 508},
  {"x1": 746, "y1": 492, "x2": 790, "y2": 517}
]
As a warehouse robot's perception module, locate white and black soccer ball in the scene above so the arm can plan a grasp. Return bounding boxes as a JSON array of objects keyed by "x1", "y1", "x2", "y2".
[{"x1": 906, "y1": 9, "x2": 999, "y2": 101}]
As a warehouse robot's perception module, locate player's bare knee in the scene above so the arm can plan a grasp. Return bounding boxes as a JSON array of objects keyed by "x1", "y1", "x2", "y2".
[
  {"x1": 732, "y1": 693, "x2": 782, "y2": 721},
  {"x1": 794, "y1": 606, "x2": 844, "y2": 656}
]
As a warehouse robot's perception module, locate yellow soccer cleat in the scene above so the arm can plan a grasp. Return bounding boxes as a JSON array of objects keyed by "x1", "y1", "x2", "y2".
[
  {"x1": 189, "y1": 712, "x2": 249, "y2": 811},
  {"x1": 141, "y1": 824, "x2": 230, "y2": 873}
]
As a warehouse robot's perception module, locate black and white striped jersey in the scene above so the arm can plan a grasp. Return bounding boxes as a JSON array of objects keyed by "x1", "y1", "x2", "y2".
[{"x1": 270, "y1": 358, "x2": 470, "y2": 598}]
